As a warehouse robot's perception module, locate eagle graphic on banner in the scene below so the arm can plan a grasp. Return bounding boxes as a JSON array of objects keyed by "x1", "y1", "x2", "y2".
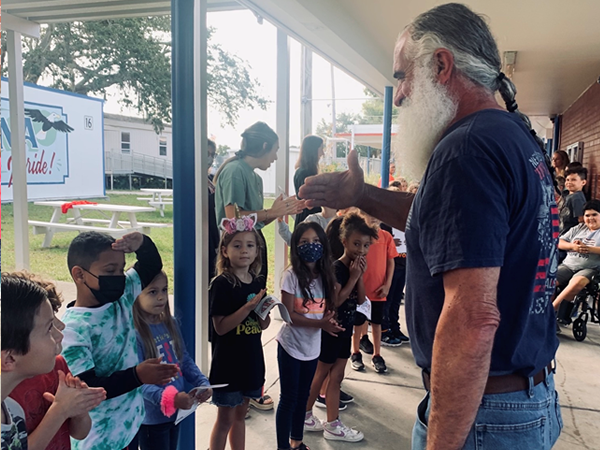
[{"x1": 25, "y1": 108, "x2": 74, "y2": 140}]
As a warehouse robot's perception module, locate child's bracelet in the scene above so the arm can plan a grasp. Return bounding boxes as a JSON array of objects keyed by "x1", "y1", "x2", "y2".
[{"x1": 264, "y1": 208, "x2": 269, "y2": 221}]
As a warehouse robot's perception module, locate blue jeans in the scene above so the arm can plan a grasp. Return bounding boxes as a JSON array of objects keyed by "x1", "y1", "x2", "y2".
[
  {"x1": 138, "y1": 422, "x2": 180, "y2": 450},
  {"x1": 276, "y1": 343, "x2": 318, "y2": 450},
  {"x1": 382, "y1": 265, "x2": 406, "y2": 333},
  {"x1": 412, "y1": 372, "x2": 562, "y2": 449}
]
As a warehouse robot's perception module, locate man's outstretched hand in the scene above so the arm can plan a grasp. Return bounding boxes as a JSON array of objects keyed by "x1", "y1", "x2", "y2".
[{"x1": 299, "y1": 150, "x2": 365, "y2": 210}]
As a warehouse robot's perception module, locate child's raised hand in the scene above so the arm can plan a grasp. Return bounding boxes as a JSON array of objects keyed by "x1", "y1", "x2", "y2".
[
  {"x1": 43, "y1": 370, "x2": 107, "y2": 418},
  {"x1": 112, "y1": 232, "x2": 144, "y2": 253},
  {"x1": 358, "y1": 256, "x2": 367, "y2": 274},
  {"x1": 247, "y1": 289, "x2": 266, "y2": 310},
  {"x1": 193, "y1": 387, "x2": 213, "y2": 404},
  {"x1": 174, "y1": 391, "x2": 195, "y2": 410},
  {"x1": 349, "y1": 258, "x2": 363, "y2": 279},
  {"x1": 136, "y1": 357, "x2": 179, "y2": 385}
]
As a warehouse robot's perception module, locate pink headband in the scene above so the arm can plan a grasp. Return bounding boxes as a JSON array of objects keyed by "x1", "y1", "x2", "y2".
[{"x1": 220, "y1": 213, "x2": 257, "y2": 235}]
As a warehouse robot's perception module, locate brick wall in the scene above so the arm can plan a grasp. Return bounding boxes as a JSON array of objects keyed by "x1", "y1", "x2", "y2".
[{"x1": 559, "y1": 82, "x2": 600, "y2": 198}]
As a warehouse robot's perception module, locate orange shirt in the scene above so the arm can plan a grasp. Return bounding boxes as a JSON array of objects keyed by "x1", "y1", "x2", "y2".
[
  {"x1": 377, "y1": 174, "x2": 395, "y2": 188},
  {"x1": 363, "y1": 229, "x2": 399, "y2": 301}
]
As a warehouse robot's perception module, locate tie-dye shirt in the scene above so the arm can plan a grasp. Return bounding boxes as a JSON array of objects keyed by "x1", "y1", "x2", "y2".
[
  {"x1": 61, "y1": 269, "x2": 143, "y2": 450},
  {"x1": 276, "y1": 268, "x2": 326, "y2": 360},
  {"x1": 1, "y1": 398, "x2": 28, "y2": 450}
]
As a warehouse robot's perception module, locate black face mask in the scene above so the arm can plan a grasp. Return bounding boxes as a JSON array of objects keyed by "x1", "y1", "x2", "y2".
[{"x1": 82, "y1": 268, "x2": 126, "y2": 305}]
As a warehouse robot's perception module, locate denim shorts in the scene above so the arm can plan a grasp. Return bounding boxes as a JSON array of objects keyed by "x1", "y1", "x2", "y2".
[
  {"x1": 412, "y1": 371, "x2": 562, "y2": 450},
  {"x1": 211, "y1": 387, "x2": 263, "y2": 408}
]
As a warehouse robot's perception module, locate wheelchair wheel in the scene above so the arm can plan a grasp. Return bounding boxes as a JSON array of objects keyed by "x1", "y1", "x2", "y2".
[{"x1": 572, "y1": 318, "x2": 587, "y2": 342}]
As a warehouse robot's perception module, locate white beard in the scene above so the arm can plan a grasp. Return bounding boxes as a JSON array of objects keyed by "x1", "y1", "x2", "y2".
[{"x1": 394, "y1": 64, "x2": 458, "y2": 181}]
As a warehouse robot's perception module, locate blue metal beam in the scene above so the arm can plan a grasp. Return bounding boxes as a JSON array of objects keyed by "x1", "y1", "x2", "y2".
[
  {"x1": 380, "y1": 86, "x2": 393, "y2": 188},
  {"x1": 172, "y1": 0, "x2": 196, "y2": 448}
]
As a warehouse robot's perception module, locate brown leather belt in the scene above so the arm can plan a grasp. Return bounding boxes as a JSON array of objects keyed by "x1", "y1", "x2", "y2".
[{"x1": 422, "y1": 362, "x2": 554, "y2": 395}]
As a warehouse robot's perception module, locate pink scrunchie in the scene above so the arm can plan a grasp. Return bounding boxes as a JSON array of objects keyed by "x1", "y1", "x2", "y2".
[{"x1": 160, "y1": 385, "x2": 179, "y2": 417}]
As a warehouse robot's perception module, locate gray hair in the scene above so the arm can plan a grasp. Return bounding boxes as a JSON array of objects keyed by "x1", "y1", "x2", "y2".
[{"x1": 406, "y1": 3, "x2": 545, "y2": 152}]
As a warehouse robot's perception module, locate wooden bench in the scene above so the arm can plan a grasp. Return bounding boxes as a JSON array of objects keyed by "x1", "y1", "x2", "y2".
[
  {"x1": 29, "y1": 220, "x2": 141, "y2": 248},
  {"x1": 65, "y1": 218, "x2": 171, "y2": 233}
]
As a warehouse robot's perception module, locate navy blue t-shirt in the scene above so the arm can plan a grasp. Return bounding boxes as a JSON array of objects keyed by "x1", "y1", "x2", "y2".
[{"x1": 405, "y1": 109, "x2": 559, "y2": 377}]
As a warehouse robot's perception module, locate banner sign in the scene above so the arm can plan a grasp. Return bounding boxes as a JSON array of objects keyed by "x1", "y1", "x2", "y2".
[{"x1": 1, "y1": 78, "x2": 104, "y2": 202}]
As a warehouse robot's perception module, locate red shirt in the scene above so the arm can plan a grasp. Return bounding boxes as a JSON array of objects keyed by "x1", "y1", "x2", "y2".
[
  {"x1": 10, "y1": 355, "x2": 72, "y2": 450},
  {"x1": 363, "y1": 229, "x2": 399, "y2": 301}
]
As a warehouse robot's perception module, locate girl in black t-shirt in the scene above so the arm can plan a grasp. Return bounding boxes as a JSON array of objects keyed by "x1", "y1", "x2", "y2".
[{"x1": 208, "y1": 215, "x2": 271, "y2": 450}]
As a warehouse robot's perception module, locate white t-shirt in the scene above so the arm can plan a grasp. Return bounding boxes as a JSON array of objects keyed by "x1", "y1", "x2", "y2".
[
  {"x1": 561, "y1": 224, "x2": 600, "y2": 271},
  {"x1": 276, "y1": 268, "x2": 326, "y2": 361},
  {"x1": 1, "y1": 398, "x2": 27, "y2": 450},
  {"x1": 61, "y1": 268, "x2": 144, "y2": 450}
]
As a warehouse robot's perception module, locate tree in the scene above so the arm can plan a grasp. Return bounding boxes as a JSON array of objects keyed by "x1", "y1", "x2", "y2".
[
  {"x1": 359, "y1": 89, "x2": 399, "y2": 125},
  {"x1": 1, "y1": 17, "x2": 268, "y2": 133}
]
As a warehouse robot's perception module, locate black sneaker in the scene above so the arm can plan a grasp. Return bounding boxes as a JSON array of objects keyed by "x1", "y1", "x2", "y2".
[
  {"x1": 381, "y1": 331, "x2": 402, "y2": 347},
  {"x1": 351, "y1": 353, "x2": 365, "y2": 371},
  {"x1": 315, "y1": 395, "x2": 347, "y2": 410},
  {"x1": 359, "y1": 335, "x2": 374, "y2": 354},
  {"x1": 339, "y1": 390, "x2": 354, "y2": 404},
  {"x1": 372, "y1": 355, "x2": 388, "y2": 373},
  {"x1": 394, "y1": 330, "x2": 410, "y2": 343}
]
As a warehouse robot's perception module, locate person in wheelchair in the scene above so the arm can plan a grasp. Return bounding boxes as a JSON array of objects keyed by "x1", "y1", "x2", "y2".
[{"x1": 553, "y1": 199, "x2": 600, "y2": 312}]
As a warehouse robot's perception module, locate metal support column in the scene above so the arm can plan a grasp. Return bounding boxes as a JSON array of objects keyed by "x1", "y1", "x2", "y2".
[
  {"x1": 193, "y1": 0, "x2": 209, "y2": 375},
  {"x1": 172, "y1": 0, "x2": 197, "y2": 448},
  {"x1": 300, "y1": 46, "x2": 313, "y2": 138},
  {"x1": 7, "y1": 30, "x2": 30, "y2": 270},
  {"x1": 552, "y1": 115, "x2": 561, "y2": 153},
  {"x1": 380, "y1": 86, "x2": 393, "y2": 189},
  {"x1": 274, "y1": 29, "x2": 291, "y2": 298}
]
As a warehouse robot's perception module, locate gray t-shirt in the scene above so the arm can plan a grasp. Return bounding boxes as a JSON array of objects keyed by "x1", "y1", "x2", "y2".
[
  {"x1": 559, "y1": 191, "x2": 586, "y2": 235},
  {"x1": 560, "y1": 223, "x2": 600, "y2": 271}
]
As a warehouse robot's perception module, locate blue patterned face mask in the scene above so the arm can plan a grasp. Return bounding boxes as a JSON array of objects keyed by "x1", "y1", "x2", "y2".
[{"x1": 297, "y1": 242, "x2": 324, "y2": 263}]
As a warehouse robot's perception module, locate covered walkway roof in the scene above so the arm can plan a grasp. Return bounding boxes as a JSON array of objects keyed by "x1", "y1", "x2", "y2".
[{"x1": 5, "y1": 0, "x2": 600, "y2": 116}]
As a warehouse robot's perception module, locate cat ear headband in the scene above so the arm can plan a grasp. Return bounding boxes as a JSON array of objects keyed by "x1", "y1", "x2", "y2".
[{"x1": 220, "y1": 205, "x2": 257, "y2": 235}]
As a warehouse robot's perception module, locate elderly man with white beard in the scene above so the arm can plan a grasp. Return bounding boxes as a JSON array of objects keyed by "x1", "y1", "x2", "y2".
[{"x1": 300, "y1": 3, "x2": 561, "y2": 450}]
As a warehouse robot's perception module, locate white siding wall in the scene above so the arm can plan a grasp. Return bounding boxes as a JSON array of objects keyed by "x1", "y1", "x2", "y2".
[{"x1": 103, "y1": 115, "x2": 173, "y2": 161}]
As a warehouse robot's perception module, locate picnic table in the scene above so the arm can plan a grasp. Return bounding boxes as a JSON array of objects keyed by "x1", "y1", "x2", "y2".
[
  {"x1": 30, "y1": 201, "x2": 170, "y2": 248},
  {"x1": 138, "y1": 188, "x2": 173, "y2": 217}
]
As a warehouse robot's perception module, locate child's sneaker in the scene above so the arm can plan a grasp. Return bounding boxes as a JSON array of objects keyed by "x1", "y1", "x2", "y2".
[
  {"x1": 394, "y1": 330, "x2": 410, "y2": 343},
  {"x1": 381, "y1": 331, "x2": 402, "y2": 347},
  {"x1": 350, "y1": 353, "x2": 364, "y2": 371},
  {"x1": 372, "y1": 355, "x2": 388, "y2": 373},
  {"x1": 339, "y1": 389, "x2": 354, "y2": 404},
  {"x1": 359, "y1": 335, "x2": 374, "y2": 354},
  {"x1": 323, "y1": 419, "x2": 364, "y2": 442},
  {"x1": 304, "y1": 411, "x2": 323, "y2": 432},
  {"x1": 315, "y1": 395, "x2": 347, "y2": 410}
]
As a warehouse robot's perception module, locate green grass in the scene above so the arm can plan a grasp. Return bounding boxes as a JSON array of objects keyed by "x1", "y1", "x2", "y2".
[{"x1": 1, "y1": 193, "x2": 284, "y2": 294}]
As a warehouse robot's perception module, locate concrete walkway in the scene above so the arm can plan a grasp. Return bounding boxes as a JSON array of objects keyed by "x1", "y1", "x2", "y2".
[{"x1": 53, "y1": 281, "x2": 600, "y2": 449}]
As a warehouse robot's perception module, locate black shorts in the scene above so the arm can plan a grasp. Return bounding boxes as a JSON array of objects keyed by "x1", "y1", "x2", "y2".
[
  {"x1": 353, "y1": 301, "x2": 384, "y2": 326},
  {"x1": 319, "y1": 331, "x2": 352, "y2": 364}
]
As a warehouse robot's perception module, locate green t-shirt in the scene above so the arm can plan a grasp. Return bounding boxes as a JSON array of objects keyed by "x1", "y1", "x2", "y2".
[
  {"x1": 215, "y1": 158, "x2": 265, "y2": 230},
  {"x1": 61, "y1": 269, "x2": 144, "y2": 450}
]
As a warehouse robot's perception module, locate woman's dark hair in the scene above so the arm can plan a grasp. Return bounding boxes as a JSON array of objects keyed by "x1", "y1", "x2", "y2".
[
  {"x1": 295, "y1": 135, "x2": 324, "y2": 175},
  {"x1": 290, "y1": 222, "x2": 336, "y2": 312},
  {"x1": 340, "y1": 212, "x2": 379, "y2": 242},
  {"x1": 583, "y1": 199, "x2": 600, "y2": 214},
  {"x1": 214, "y1": 122, "x2": 278, "y2": 182},
  {"x1": 1, "y1": 272, "x2": 49, "y2": 355}
]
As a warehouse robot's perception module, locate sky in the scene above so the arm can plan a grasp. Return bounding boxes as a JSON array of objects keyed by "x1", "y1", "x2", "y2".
[{"x1": 102, "y1": 9, "x2": 369, "y2": 150}]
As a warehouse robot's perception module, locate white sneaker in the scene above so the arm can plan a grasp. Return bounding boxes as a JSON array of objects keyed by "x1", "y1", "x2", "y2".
[
  {"x1": 304, "y1": 411, "x2": 323, "y2": 432},
  {"x1": 323, "y1": 419, "x2": 364, "y2": 442}
]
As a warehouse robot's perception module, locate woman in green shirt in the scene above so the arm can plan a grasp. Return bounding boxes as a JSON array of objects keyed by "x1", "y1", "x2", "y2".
[
  {"x1": 214, "y1": 121, "x2": 304, "y2": 283},
  {"x1": 294, "y1": 135, "x2": 324, "y2": 227}
]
